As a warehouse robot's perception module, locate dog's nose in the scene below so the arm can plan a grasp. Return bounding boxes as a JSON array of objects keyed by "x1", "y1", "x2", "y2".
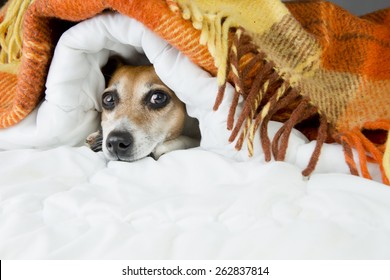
[{"x1": 106, "y1": 131, "x2": 133, "y2": 158}]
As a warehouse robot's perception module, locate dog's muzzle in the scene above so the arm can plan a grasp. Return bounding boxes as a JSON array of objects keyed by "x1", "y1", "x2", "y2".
[{"x1": 106, "y1": 130, "x2": 133, "y2": 160}]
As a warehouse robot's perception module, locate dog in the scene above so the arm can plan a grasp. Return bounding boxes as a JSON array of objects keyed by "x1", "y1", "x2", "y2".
[{"x1": 86, "y1": 62, "x2": 200, "y2": 161}]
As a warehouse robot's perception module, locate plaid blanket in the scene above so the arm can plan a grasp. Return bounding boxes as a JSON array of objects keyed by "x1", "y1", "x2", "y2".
[{"x1": 0, "y1": 0, "x2": 389, "y2": 184}]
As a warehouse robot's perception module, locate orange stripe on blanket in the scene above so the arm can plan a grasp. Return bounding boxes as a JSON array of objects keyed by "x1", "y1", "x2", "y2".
[
  {"x1": 0, "y1": 72, "x2": 17, "y2": 109},
  {"x1": 286, "y1": 2, "x2": 390, "y2": 80},
  {"x1": 0, "y1": 72, "x2": 19, "y2": 127}
]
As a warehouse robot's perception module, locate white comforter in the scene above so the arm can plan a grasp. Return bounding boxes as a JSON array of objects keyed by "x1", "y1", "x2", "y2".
[{"x1": 0, "y1": 13, "x2": 389, "y2": 259}]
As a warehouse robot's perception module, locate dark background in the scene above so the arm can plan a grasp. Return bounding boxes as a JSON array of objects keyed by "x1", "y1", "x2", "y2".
[{"x1": 328, "y1": 0, "x2": 388, "y2": 15}]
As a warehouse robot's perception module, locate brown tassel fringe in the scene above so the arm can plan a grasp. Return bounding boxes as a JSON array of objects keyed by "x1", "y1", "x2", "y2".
[
  {"x1": 214, "y1": 28, "x2": 329, "y2": 177},
  {"x1": 213, "y1": 27, "x2": 389, "y2": 184},
  {"x1": 338, "y1": 125, "x2": 390, "y2": 185}
]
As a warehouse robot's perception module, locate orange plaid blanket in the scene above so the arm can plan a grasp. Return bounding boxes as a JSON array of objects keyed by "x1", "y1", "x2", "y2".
[{"x1": 0, "y1": 0, "x2": 389, "y2": 184}]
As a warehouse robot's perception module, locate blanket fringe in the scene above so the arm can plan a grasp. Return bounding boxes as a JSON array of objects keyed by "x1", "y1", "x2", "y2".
[
  {"x1": 338, "y1": 122, "x2": 390, "y2": 185},
  {"x1": 169, "y1": 1, "x2": 389, "y2": 184},
  {"x1": 0, "y1": 0, "x2": 34, "y2": 68},
  {"x1": 222, "y1": 28, "x2": 329, "y2": 177},
  {"x1": 167, "y1": 0, "x2": 330, "y2": 177},
  {"x1": 167, "y1": 0, "x2": 238, "y2": 89}
]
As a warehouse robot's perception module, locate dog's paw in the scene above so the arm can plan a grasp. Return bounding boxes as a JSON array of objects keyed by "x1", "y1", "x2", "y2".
[
  {"x1": 151, "y1": 144, "x2": 170, "y2": 160},
  {"x1": 152, "y1": 136, "x2": 200, "y2": 159},
  {"x1": 86, "y1": 130, "x2": 103, "y2": 152}
]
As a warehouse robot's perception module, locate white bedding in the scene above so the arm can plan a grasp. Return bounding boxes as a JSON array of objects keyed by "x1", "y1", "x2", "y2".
[{"x1": 0, "y1": 13, "x2": 389, "y2": 259}]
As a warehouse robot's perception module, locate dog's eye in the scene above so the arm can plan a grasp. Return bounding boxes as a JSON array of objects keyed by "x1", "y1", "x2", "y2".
[
  {"x1": 150, "y1": 92, "x2": 167, "y2": 104},
  {"x1": 146, "y1": 90, "x2": 170, "y2": 109},
  {"x1": 102, "y1": 91, "x2": 118, "y2": 110}
]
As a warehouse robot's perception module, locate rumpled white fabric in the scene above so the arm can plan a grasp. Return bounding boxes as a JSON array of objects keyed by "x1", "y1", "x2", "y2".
[{"x1": 0, "y1": 13, "x2": 389, "y2": 259}]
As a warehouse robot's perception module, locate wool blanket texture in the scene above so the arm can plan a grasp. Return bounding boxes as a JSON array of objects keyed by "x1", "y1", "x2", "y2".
[{"x1": 0, "y1": 0, "x2": 389, "y2": 184}]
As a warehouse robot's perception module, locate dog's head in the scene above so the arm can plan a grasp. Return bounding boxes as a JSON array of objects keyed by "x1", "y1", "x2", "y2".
[{"x1": 101, "y1": 65, "x2": 186, "y2": 161}]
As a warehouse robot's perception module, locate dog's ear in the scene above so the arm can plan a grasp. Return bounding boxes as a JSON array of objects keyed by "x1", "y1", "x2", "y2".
[{"x1": 101, "y1": 55, "x2": 125, "y2": 87}]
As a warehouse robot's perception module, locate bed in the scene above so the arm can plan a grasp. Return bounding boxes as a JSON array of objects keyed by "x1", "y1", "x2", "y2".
[{"x1": 0, "y1": 2, "x2": 390, "y2": 259}]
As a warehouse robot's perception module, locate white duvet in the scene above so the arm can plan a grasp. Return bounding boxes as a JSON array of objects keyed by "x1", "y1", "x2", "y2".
[{"x1": 0, "y1": 13, "x2": 389, "y2": 259}]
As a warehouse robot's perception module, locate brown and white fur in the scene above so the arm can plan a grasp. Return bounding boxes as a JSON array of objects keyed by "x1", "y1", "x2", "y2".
[{"x1": 86, "y1": 64, "x2": 200, "y2": 161}]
